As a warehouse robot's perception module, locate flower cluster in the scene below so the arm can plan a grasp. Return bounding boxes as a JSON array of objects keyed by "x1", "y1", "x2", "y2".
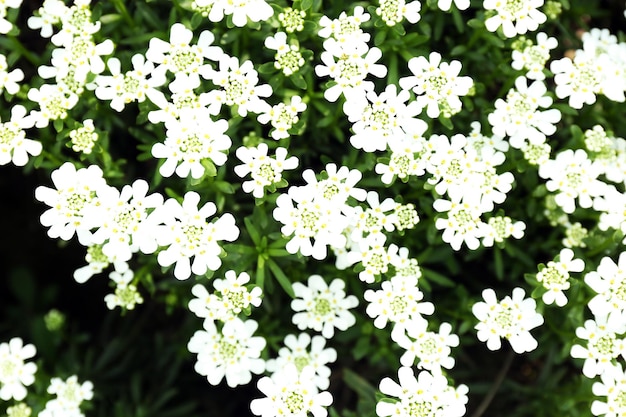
[
  {"x1": 35, "y1": 163, "x2": 239, "y2": 291},
  {"x1": 473, "y1": 287, "x2": 544, "y2": 353}
]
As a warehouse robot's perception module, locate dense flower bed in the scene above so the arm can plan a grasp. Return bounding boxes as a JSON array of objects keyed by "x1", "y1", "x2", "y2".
[{"x1": 1, "y1": 0, "x2": 626, "y2": 416}]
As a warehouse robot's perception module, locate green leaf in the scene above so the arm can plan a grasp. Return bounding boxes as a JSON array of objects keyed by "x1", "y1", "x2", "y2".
[
  {"x1": 343, "y1": 368, "x2": 378, "y2": 404},
  {"x1": 256, "y1": 256, "x2": 266, "y2": 289},
  {"x1": 258, "y1": 62, "x2": 277, "y2": 74},
  {"x1": 301, "y1": 0, "x2": 313, "y2": 11},
  {"x1": 245, "y1": 216, "x2": 262, "y2": 246},
  {"x1": 267, "y1": 259, "x2": 295, "y2": 298},
  {"x1": 421, "y1": 268, "x2": 455, "y2": 287},
  {"x1": 290, "y1": 73, "x2": 308, "y2": 90}
]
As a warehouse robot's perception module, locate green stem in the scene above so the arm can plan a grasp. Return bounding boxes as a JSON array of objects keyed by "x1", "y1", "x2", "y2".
[{"x1": 470, "y1": 349, "x2": 515, "y2": 417}]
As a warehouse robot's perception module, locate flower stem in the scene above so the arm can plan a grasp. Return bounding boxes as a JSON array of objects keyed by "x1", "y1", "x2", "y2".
[{"x1": 470, "y1": 349, "x2": 515, "y2": 417}]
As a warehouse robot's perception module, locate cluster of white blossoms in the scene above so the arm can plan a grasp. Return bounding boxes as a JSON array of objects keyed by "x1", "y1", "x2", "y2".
[
  {"x1": 0, "y1": 338, "x2": 37, "y2": 401},
  {"x1": 551, "y1": 28, "x2": 626, "y2": 109},
  {"x1": 35, "y1": 162, "x2": 239, "y2": 301},
  {"x1": 28, "y1": 0, "x2": 113, "y2": 127},
  {"x1": 426, "y1": 128, "x2": 524, "y2": 250},
  {"x1": 192, "y1": 0, "x2": 273, "y2": 27},
  {"x1": 375, "y1": 0, "x2": 422, "y2": 26},
  {"x1": 249, "y1": 274, "x2": 355, "y2": 417},
  {"x1": 257, "y1": 96, "x2": 307, "y2": 140},
  {"x1": 511, "y1": 32, "x2": 558, "y2": 80},
  {"x1": 569, "y1": 252, "x2": 626, "y2": 405},
  {"x1": 234, "y1": 143, "x2": 299, "y2": 198},
  {"x1": 483, "y1": 0, "x2": 547, "y2": 38},
  {"x1": 473, "y1": 287, "x2": 544, "y2": 353},
  {"x1": 399, "y1": 51, "x2": 473, "y2": 119},
  {"x1": 376, "y1": 367, "x2": 468, "y2": 417},
  {"x1": 316, "y1": 7, "x2": 387, "y2": 103},
  {"x1": 0, "y1": 0, "x2": 21, "y2": 34},
  {"x1": 39, "y1": 376, "x2": 94, "y2": 417},
  {"x1": 187, "y1": 271, "x2": 265, "y2": 388},
  {"x1": 0, "y1": 338, "x2": 92, "y2": 416},
  {"x1": 264, "y1": 31, "x2": 305, "y2": 77},
  {"x1": 534, "y1": 248, "x2": 585, "y2": 307},
  {"x1": 488, "y1": 76, "x2": 561, "y2": 150}
]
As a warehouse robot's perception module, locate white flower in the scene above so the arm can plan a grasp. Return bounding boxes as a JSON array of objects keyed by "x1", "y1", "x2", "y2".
[
  {"x1": 146, "y1": 23, "x2": 223, "y2": 87},
  {"x1": 35, "y1": 162, "x2": 109, "y2": 244},
  {"x1": 483, "y1": 0, "x2": 547, "y2": 38},
  {"x1": 438, "y1": 0, "x2": 471, "y2": 11},
  {"x1": 93, "y1": 54, "x2": 163, "y2": 112},
  {"x1": 0, "y1": 54, "x2": 24, "y2": 95},
  {"x1": 0, "y1": 0, "x2": 23, "y2": 34},
  {"x1": 303, "y1": 163, "x2": 367, "y2": 207},
  {"x1": 433, "y1": 196, "x2": 486, "y2": 251},
  {"x1": 375, "y1": 132, "x2": 428, "y2": 184},
  {"x1": 399, "y1": 51, "x2": 473, "y2": 118},
  {"x1": 272, "y1": 186, "x2": 348, "y2": 260},
  {"x1": 347, "y1": 191, "x2": 396, "y2": 243},
  {"x1": 206, "y1": 55, "x2": 272, "y2": 116},
  {"x1": 154, "y1": 191, "x2": 239, "y2": 280},
  {"x1": 188, "y1": 317, "x2": 266, "y2": 387},
  {"x1": 425, "y1": 133, "x2": 485, "y2": 202},
  {"x1": 251, "y1": 364, "x2": 333, "y2": 417},
  {"x1": 375, "y1": 0, "x2": 422, "y2": 26},
  {"x1": 73, "y1": 244, "x2": 125, "y2": 284},
  {"x1": 213, "y1": 270, "x2": 263, "y2": 315},
  {"x1": 50, "y1": 34, "x2": 114, "y2": 80},
  {"x1": 536, "y1": 248, "x2": 585, "y2": 307},
  {"x1": 344, "y1": 84, "x2": 425, "y2": 153},
  {"x1": 318, "y1": 6, "x2": 370, "y2": 44},
  {"x1": 571, "y1": 314, "x2": 626, "y2": 379},
  {"x1": 393, "y1": 321, "x2": 459, "y2": 372},
  {"x1": 197, "y1": 0, "x2": 274, "y2": 27},
  {"x1": 265, "y1": 333, "x2": 337, "y2": 390},
  {"x1": 487, "y1": 76, "x2": 561, "y2": 149},
  {"x1": 315, "y1": 39, "x2": 387, "y2": 103},
  {"x1": 481, "y1": 215, "x2": 525, "y2": 247},
  {"x1": 596, "y1": 186, "x2": 626, "y2": 242},
  {"x1": 0, "y1": 105, "x2": 41, "y2": 167},
  {"x1": 27, "y1": 84, "x2": 79, "y2": 128},
  {"x1": 234, "y1": 144, "x2": 299, "y2": 198},
  {"x1": 257, "y1": 96, "x2": 307, "y2": 140},
  {"x1": 27, "y1": 0, "x2": 67, "y2": 38},
  {"x1": 68, "y1": 119, "x2": 98, "y2": 154},
  {"x1": 188, "y1": 284, "x2": 228, "y2": 321},
  {"x1": 264, "y1": 32, "x2": 305, "y2": 76},
  {"x1": 51, "y1": 1, "x2": 100, "y2": 47},
  {"x1": 146, "y1": 78, "x2": 212, "y2": 124},
  {"x1": 291, "y1": 275, "x2": 358, "y2": 339},
  {"x1": 0, "y1": 338, "x2": 37, "y2": 401},
  {"x1": 472, "y1": 287, "x2": 544, "y2": 353},
  {"x1": 538, "y1": 149, "x2": 607, "y2": 214},
  {"x1": 6, "y1": 403, "x2": 33, "y2": 417},
  {"x1": 591, "y1": 363, "x2": 626, "y2": 417},
  {"x1": 278, "y1": 8, "x2": 306, "y2": 33},
  {"x1": 104, "y1": 269, "x2": 143, "y2": 310},
  {"x1": 46, "y1": 375, "x2": 93, "y2": 410},
  {"x1": 376, "y1": 367, "x2": 468, "y2": 417},
  {"x1": 152, "y1": 111, "x2": 231, "y2": 179},
  {"x1": 511, "y1": 32, "x2": 558, "y2": 80},
  {"x1": 88, "y1": 179, "x2": 164, "y2": 262},
  {"x1": 550, "y1": 50, "x2": 619, "y2": 109},
  {"x1": 364, "y1": 275, "x2": 434, "y2": 339},
  {"x1": 586, "y1": 253, "x2": 626, "y2": 317}
]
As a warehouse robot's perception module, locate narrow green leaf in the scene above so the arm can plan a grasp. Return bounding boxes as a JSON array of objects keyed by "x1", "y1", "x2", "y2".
[
  {"x1": 267, "y1": 259, "x2": 295, "y2": 298},
  {"x1": 343, "y1": 368, "x2": 378, "y2": 403},
  {"x1": 245, "y1": 216, "x2": 262, "y2": 246}
]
